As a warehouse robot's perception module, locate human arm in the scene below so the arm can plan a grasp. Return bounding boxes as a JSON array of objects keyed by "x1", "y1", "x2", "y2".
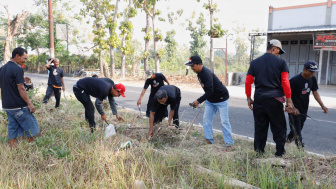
[
  {"x1": 108, "y1": 95, "x2": 124, "y2": 121},
  {"x1": 95, "y1": 98, "x2": 106, "y2": 120},
  {"x1": 61, "y1": 77, "x2": 65, "y2": 91},
  {"x1": 196, "y1": 74, "x2": 214, "y2": 104},
  {"x1": 17, "y1": 83, "x2": 35, "y2": 113},
  {"x1": 280, "y1": 71, "x2": 296, "y2": 113},
  {"x1": 245, "y1": 74, "x2": 254, "y2": 111},
  {"x1": 137, "y1": 88, "x2": 147, "y2": 106},
  {"x1": 167, "y1": 109, "x2": 174, "y2": 126},
  {"x1": 45, "y1": 58, "x2": 54, "y2": 69},
  {"x1": 312, "y1": 91, "x2": 328, "y2": 113}
]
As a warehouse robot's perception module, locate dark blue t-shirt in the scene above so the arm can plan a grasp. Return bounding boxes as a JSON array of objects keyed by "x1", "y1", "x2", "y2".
[
  {"x1": 77, "y1": 77, "x2": 114, "y2": 101},
  {"x1": 144, "y1": 73, "x2": 166, "y2": 94},
  {"x1": 0, "y1": 61, "x2": 27, "y2": 109},
  {"x1": 47, "y1": 66, "x2": 64, "y2": 86},
  {"x1": 290, "y1": 74, "x2": 318, "y2": 114},
  {"x1": 247, "y1": 53, "x2": 289, "y2": 100},
  {"x1": 197, "y1": 66, "x2": 229, "y2": 103},
  {"x1": 151, "y1": 85, "x2": 181, "y2": 112}
]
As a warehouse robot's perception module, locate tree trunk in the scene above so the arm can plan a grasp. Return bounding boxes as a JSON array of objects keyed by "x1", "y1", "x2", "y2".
[
  {"x1": 3, "y1": 7, "x2": 29, "y2": 63},
  {"x1": 99, "y1": 51, "x2": 104, "y2": 76},
  {"x1": 120, "y1": 0, "x2": 132, "y2": 79},
  {"x1": 209, "y1": 7, "x2": 214, "y2": 73},
  {"x1": 102, "y1": 57, "x2": 110, "y2": 77},
  {"x1": 144, "y1": 13, "x2": 150, "y2": 72},
  {"x1": 152, "y1": 4, "x2": 160, "y2": 73},
  {"x1": 36, "y1": 46, "x2": 40, "y2": 73},
  {"x1": 109, "y1": 46, "x2": 115, "y2": 78}
]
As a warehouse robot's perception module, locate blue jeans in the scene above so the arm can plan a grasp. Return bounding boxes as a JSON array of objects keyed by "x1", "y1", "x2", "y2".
[
  {"x1": 5, "y1": 107, "x2": 39, "y2": 139},
  {"x1": 202, "y1": 100, "x2": 234, "y2": 146}
]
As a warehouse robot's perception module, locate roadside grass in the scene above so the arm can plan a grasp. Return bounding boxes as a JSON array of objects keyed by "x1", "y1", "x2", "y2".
[{"x1": 0, "y1": 93, "x2": 335, "y2": 188}]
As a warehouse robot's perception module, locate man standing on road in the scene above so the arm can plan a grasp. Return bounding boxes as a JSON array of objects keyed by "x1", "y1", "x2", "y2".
[
  {"x1": 287, "y1": 60, "x2": 328, "y2": 148},
  {"x1": 0, "y1": 47, "x2": 39, "y2": 147},
  {"x1": 42, "y1": 58, "x2": 65, "y2": 108},
  {"x1": 137, "y1": 69, "x2": 170, "y2": 117},
  {"x1": 245, "y1": 39, "x2": 295, "y2": 157},
  {"x1": 148, "y1": 85, "x2": 181, "y2": 139},
  {"x1": 73, "y1": 77, "x2": 125, "y2": 132},
  {"x1": 186, "y1": 55, "x2": 234, "y2": 151}
]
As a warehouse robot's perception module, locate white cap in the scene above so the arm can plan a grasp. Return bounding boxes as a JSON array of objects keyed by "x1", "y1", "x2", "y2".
[{"x1": 269, "y1": 39, "x2": 285, "y2": 54}]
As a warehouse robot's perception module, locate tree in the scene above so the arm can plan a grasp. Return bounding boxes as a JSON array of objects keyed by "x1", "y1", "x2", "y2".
[
  {"x1": 200, "y1": 0, "x2": 226, "y2": 72},
  {"x1": 164, "y1": 30, "x2": 177, "y2": 63},
  {"x1": 138, "y1": 0, "x2": 163, "y2": 73},
  {"x1": 231, "y1": 25, "x2": 249, "y2": 72},
  {"x1": 18, "y1": 14, "x2": 48, "y2": 73},
  {"x1": 119, "y1": 0, "x2": 136, "y2": 78},
  {"x1": 2, "y1": 5, "x2": 29, "y2": 63},
  {"x1": 186, "y1": 12, "x2": 207, "y2": 59}
]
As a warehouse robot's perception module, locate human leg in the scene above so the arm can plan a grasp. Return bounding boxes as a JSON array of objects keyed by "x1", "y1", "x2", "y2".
[
  {"x1": 266, "y1": 99, "x2": 287, "y2": 156},
  {"x1": 54, "y1": 87, "x2": 61, "y2": 108},
  {"x1": 216, "y1": 100, "x2": 234, "y2": 146},
  {"x1": 253, "y1": 99, "x2": 270, "y2": 153},
  {"x1": 73, "y1": 87, "x2": 96, "y2": 132},
  {"x1": 173, "y1": 97, "x2": 181, "y2": 128},
  {"x1": 202, "y1": 100, "x2": 217, "y2": 143},
  {"x1": 146, "y1": 93, "x2": 155, "y2": 117},
  {"x1": 43, "y1": 85, "x2": 54, "y2": 103}
]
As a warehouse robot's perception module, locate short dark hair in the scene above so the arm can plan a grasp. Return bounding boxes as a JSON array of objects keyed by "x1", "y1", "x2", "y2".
[
  {"x1": 155, "y1": 90, "x2": 167, "y2": 100},
  {"x1": 92, "y1": 74, "x2": 98, "y2": 78},
  {"x1": 266, "y1": 43, "x2": 274, "y2": 51},
  {"x1": 12, "y1": 47, "x2": 27, "y2": 58}
]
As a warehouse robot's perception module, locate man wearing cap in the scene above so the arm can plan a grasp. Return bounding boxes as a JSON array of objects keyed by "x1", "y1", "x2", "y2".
[
  {"x1": 245, "y1": 39, "x2": 295, "y2": 157},
  {"x1": 73, "y1": 77, "x2": 125, "y2": 132},
  {"x1": 137, "y1": 69, "x2": 170, "y2": 117},
  {"x1": 187, "y1": 55, "x2": 234, "y2": 151},
  {"x1": 287, "y1": 60, "x2": 328, "y2": 148},
  {"x1": 148, "y1": 85, "x2": 181, "y2": 139}
]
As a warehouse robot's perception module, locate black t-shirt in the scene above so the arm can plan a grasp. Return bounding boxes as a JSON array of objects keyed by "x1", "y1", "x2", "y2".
[
  {"x1": 144, "y1": 73, "x2": 166, "y2": 94},
  {"x1": 247, "y1": 53, "x2": 289, "y2": 100},
  {"x1": 151, "y1": 85, "x2": 181, "y2": 112},
  {"x1": 77, "y1": 77, "x2": 114, "y2": 101},
  {"x1": 47, "y1": 65, "x2": 64, "y2": 86},
  {"x1": 0, "y1": 61, "x2": 27, "y2": 109},
  {"x1": 197, "y1": 66, "x2": 229, "y2": 103},
  {"x1": 290, "y1": 74, "x2": 318, "y2": 114}
]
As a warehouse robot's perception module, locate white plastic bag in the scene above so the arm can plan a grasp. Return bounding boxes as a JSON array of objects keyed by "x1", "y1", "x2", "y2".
[{"x1": 105, "y1": 124, "x2": 116, "y2": 139}]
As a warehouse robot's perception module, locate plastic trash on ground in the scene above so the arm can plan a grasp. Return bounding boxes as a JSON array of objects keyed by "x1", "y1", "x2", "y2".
[
  {"x1": 120, "y1": 141, "x2": 131, "y2": 150},
  {"x1": 105, "y1": 124, "x2": 116, "y2": 139}
]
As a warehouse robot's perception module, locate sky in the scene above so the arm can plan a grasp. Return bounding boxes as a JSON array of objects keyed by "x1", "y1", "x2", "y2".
[{"x1": 0, "y1": 0, "x2": 330, "y2": 54}]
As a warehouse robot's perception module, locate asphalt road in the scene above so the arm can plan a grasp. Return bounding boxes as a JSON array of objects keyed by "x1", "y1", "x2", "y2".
[{"x1": 26, "y1": 73, "x2": 336, "y2": 156}]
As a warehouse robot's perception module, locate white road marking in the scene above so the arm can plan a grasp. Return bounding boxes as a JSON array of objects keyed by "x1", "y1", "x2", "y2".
[{"x1": 307, "y1": 118, "x2": 336, "y2": 124}]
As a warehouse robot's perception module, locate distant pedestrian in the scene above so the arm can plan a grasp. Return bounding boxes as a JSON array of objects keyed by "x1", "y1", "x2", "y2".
[
  {"x1": 137, "y1": 69, "x2": 170, "y2": 117},
  {"x1": 287, "y1": 60, "x2": 328, "y2": 148},
  {"x1": 73, "y1": 77, "x2": 125, "y2": 132},
  {"x1": 148, "y1": 85, "x2": 181, "y2": 139},
  {"x1": 245, "y1": 39, "x2": 295, "y2": 157},
  {"x1": 0, "y1": 47, "x2": 39, "y2": 147},
  {"x1": 42, "y1": 58, "x2": 65, "y2": 108},
  {"x1": 186, "y1": 55, "x2": 234, "y2": 152}
]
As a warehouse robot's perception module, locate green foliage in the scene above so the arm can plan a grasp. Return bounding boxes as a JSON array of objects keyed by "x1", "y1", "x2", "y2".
[
  {"x1": 154, "y1": 29, "x2": 163, "y2": 42},
  {"x1": 208, "y1": 23, "x2": 226, "y2": 38},
  {"x1": 164, "y1": 30, "x2": 177, "y2": 60},
  {"x1": 186, "y1": 13, "x2": 208, "y2": 58},
  {"x1": 0, "y1": 41, "x2": 4, "y2": 61},
  {"x1": 157, "y1": 48, "x2": 165, "y2": 59}
]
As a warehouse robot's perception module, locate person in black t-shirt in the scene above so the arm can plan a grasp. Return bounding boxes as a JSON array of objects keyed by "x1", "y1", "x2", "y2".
[
  {"x1": 148, "y1": 85, "x2": 181, "y2": 139},
  {"x1": 245, "y1": 39, "x2": 296, "y2": 157},
  {"x1": 73, "y1": 77, "x2": 126, "y2": 132},
  {"x1": 186, "y1": 55, "x2": 234, "y2": 152},
  {"x1": 137, "y1": 69, "x2": 170, "y2": 117},
  {"x1": 287, "y1": 61, "x2": 328, "y2": 148},
  {"x1": 42, "y1": 58, "x2": 65, "y2": 108},
  {"x1": 0, "y1": 47, "x2": 39, "y2": 147}
]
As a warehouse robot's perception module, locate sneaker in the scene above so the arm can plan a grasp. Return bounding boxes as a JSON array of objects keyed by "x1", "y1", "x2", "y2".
[
  {"x1": 204, "y1": 139, "x2": 212, "y2": 144},
  {"x1": 275, "y1": 150, "x2": 285, "y2": 157},
  {"x1": 225, "y1": 146, "x2": 233, "y2": 152},
  {"x1": 286, "y1": 133, "x2": 294, "y2": 143}
]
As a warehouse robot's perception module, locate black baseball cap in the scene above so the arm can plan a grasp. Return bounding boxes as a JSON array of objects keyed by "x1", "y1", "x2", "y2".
[
  {"x1": 185, "y1": 55, "x2": 202, "y2": 66},
  {"x1": 304, "y1": 60, "x2": 320, "y2": 72}
]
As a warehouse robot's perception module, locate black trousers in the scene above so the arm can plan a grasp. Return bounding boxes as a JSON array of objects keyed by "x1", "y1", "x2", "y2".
[
  {"x1": 253, "y1": 98, "x2": 287, "y2": 155},
  {"x1": 43, "y1": 85, "x2": 61, "y2": 107},
  {"x1": 73, "y1": 86, "x2": 95, "y2": 132},
  {"x1": 146, "y1": 93, "x2": 156, "y2": 117},
  {"x1": 288, "y1": 113, "x2": 306, "y2": 147},
  {"x1": 154, "y1": 97, "x2": 181, "y2": 127}
]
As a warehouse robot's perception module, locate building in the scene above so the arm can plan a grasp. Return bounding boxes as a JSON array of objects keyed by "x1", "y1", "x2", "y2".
[{"x1": 267, "y1": 0, "x2": 336, "y2": 85}]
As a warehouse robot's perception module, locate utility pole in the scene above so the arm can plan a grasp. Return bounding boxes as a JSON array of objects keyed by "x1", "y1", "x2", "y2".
[
  {"x1": 48, "y1": 0, "x2": 55, "y2": 58},
  {"x1": 248, "y1": 32, "x2": 267, "y2": 62}
]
